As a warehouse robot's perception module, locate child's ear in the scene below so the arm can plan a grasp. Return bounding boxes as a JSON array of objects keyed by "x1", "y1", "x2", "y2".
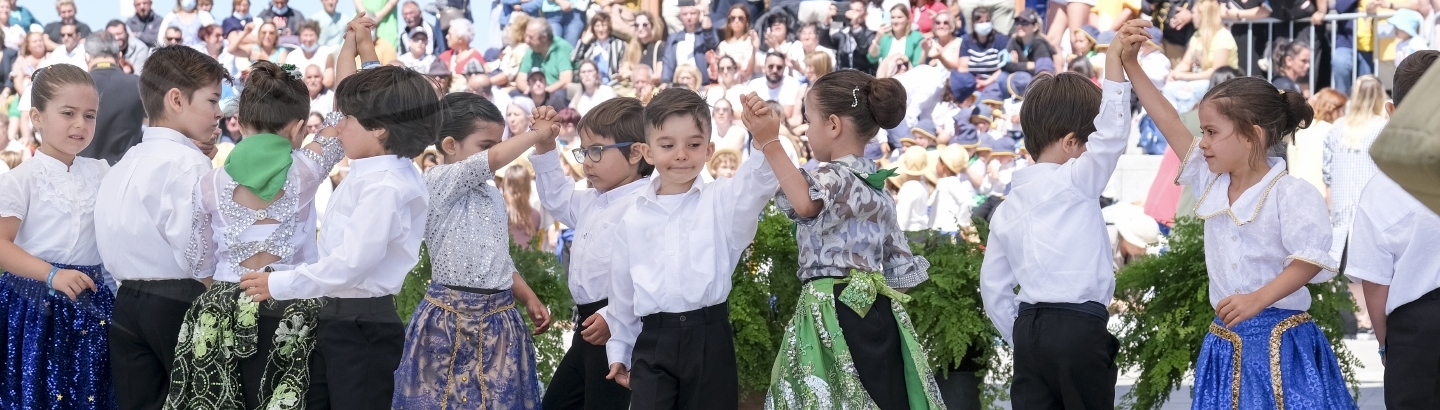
[
  {"x1": 828, "y1": 113, "x2": 843, "y2": 136},
  {"x1": 166, "y1": 88, "x2": 186, "y2": 115},
  {"x1": 627, "y1": 144, "x2": 645, "y2": 165},
  {"x1": 636, "y1": 142, "x2": 653, "y2": 163},
  {"x1": 1386, "y1": 101, "x2": 1396, "y2": 116},
  {"x1": 441, "y1": 136, "x2": 459, "y2": 157},
  {"x1": 705, "y1": 141, "x2": 715, "y2": 160},
  {"x1": 26, "y1": 108, "x2": 40, "y2": 134}
]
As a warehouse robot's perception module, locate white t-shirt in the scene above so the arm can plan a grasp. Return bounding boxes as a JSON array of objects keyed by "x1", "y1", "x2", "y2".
[
  {"x1": 575, "y1": 85, "x2": 618, "y2": 116},
  {"x1": 746, "y1": 76, "x2": 801, "y2": 108}
]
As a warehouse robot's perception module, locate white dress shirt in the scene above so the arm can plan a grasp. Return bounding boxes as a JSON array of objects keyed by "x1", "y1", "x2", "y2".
[
  {"x1": 929, "y1": 175, "x2": 975, "y2": 232},
  {"x1": 1177, "y1": 141, "x2": 1338, "y2": 312},
  {"x1": 530, "y1": 149, "x2": 649, "y2": 313},
  {"x1": 895, "y1": 180, "x2": 930, "y2": 231},
  {"x1": 1344, "y1": 174, "x2": 1440, "y2": 314},
  {"x1": 189, "y1": 138, "x2": 344, "y2": 282},
  {"x1": 267, "y1": 155, "x2": 429, "y2": 300},
  {"x1": 606, "y1": 153, "x2": 777, "y2": 368},
  {"x1": 0, "y1": 151, "x2": 109, "y2": 265},
  {"x1": 981, "y1": 80, "x2": 1131, "y2": 345},
  {"x1": 96, "y1": 127, "x2": 213, "y2": 281}
]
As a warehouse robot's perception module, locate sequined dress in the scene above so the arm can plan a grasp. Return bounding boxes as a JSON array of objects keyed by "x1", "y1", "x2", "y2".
[
  {"x1": 1175, "y1": 140, "x2": 1357, "y2": 410},
  {"x1": 765, "y1": 155, "x2": 945, "y2": 409},
  {"x1": 0, "y1": 152, "x2": 116, "y2": 410},
  {"x1": 393, "y1": 150, "x2": 543, "y2": 410},
  {"x1": 165, "y1": 137, "x2": 344, "y2": 410}
]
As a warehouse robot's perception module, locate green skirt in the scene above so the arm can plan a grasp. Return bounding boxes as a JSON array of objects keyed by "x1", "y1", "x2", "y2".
[{"x1": 766, "y1": 273, "x2": 946, "y2": 409}]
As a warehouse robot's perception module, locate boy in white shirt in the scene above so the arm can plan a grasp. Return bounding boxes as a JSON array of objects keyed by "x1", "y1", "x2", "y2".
[
  {"x1": 1345, "y1": 50, "x2": 1440, "y2": 409},
  {"x1": 603, "y1": 88, "x2": 785, "y2": 410},
  {"x1": 979, "y1": 37, "x2": 1130, "y2": 409},
  {"x1": 95, "y1": 45, "x2": 230, "y2": 410}
]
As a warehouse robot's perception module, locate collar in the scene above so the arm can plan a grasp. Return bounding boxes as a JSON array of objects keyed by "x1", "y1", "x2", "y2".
[
  {"x1": 348, "y1": 155, "x2": 414, "y2": 179},
  {"x1": 639, "y1": 173, "x2": 704, "y2": 204},
  {"x1": 142, "y1": 126, "x2": 203, "y2": 153},
  {"x1": 1194, "y1": 157, "x2": 1289, "y2": 226},
  {"x1": 91, "y1": 61, "x2": 118, "y2": 70},
  {"x1": 597, "y1": 176, "x2": 651, "y2": 207},
  {"x1": 29, "y1": 149, "x2": 69, "y2": 172}
]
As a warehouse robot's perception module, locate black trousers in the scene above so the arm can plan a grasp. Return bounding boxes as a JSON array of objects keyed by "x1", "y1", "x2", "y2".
[
  {"x1": 543, "y1": 299, "x2": 633, "y2": 410},
  {"x1": 1384, "y1": 287, "x2": 1440, "y2": 410},
  {"x1": 304, "y1": 296, "x2": 406, "y2": 410},
  {"x1": 834, "y1": 282, "x2": 911, "y2": 410},
  {"x1": 1011, "y1": 303, "x2": 1118, "y2": 410},
  {"x1": 629, "y1": 304, "x2": 738, "y2": 410},
  {"x1": 108, "y1": 279, "x2": 205, "y2": 410}
]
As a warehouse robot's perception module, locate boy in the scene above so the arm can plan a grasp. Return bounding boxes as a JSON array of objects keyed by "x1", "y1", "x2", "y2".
[
  {"x1": 531, "y1": 97, "x2": 652, "y2": 410},
  {"x1": 236, "y1": 65, "x2": 438, "y2": 409},
  {"x1": 1345, "y1": 50, "x2": 1440, "y2": 410},
  {"x1": 979, "y1": 20, "x2": 1132, "y2": 409},
  {"x1": 604, "y1": 88, "x2": 785, "y2": 410},
  {"x1": 95, "y1": 45, "x2": 230, "y2": 410}
]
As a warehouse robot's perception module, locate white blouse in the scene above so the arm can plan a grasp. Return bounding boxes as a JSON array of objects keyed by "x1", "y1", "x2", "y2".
[
  {"x1": 0, "y1": 151, "x2": 109, "y2": 265},
  {"x1": 188, "y1": 137, "x2": 345, "y2": 282},
  {"x1": 1176, "y1": 141, "x2": 1338, "y2": 312}
]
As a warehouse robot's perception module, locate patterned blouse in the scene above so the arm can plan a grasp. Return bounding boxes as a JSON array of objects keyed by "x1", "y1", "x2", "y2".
[
  {"x1": 775, "y1": 155, "x2": 930, "y2": 289},
  {"x1": 424, "y1": 150, "x2": 517, "y2": 290},
  {"x1": 1323, "y1": 117, "x2": 1386, "y2": 261}
]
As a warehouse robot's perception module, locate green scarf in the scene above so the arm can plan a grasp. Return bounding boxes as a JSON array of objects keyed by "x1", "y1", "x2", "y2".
[
  {"x1": 224, "y1": 133, "x2": 294, "y2": 202},
  {"x1": 853, "y1": 168, "x2": 897, "y2": 191}
]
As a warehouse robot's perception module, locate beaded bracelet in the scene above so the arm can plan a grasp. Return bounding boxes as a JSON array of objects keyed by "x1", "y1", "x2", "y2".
[
  {"x1": 751, "y1": 138, "x2": 780, "y2": 153},
  {"x1": 45, "y1": 266, "x2": 59, "y2": 296}
]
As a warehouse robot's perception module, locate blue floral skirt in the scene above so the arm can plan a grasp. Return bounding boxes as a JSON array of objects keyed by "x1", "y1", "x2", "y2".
[
  {"x1": 0, "y1": 264, "x2": 116, "y2": 410},
  {"x1": 1192, "y1": 308, "x2": 1357, "y2": 410},
  {"x1": 393, "y1": 283, "x2": 543, "y2": 410}
]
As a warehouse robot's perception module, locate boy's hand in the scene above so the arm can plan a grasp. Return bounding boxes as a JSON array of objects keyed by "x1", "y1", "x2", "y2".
[
  {"x1": 740, "y1": 92, "x2": 781, "y2": 148},
  {"x1": 238, "y1": 271, "x2": 273, "y2": 302},
  {"x1": 531, "y1": 105, "x2": 562, "y2": 139},
  {"x1": 606, "y1": 364, "x2": 631, "y2": 389},
  {"x1": 49, "y1": 269, "x2": 97, "y2": 301},
  {"x1": 1116, "y1": 19, "x2": 1152, "y2": 64},
  {"x1": 581, "y1": 313, "x2": 612, "y2": 345}
]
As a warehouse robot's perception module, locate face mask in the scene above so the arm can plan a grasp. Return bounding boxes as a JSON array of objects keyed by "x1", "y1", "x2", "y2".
[
  {"x1": 975, "y1": 22, "x2": 993, "y2": 36},
  {"x1": 181, "y1": 0, "x2": 197, "y2": 11},
  {"x1": 300, "y1": 42, "x2": 320, "y2": 52},
  {"x1": 234, "y1": 11, "x2": 249, "y2": 19},
  {"x1": 272, "y1": 4, "x2": 290, "y2": 15}
]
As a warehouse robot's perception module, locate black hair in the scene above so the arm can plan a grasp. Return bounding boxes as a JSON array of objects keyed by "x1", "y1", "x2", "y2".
[
  {"x1": 238, "y1": 61, "x2": 309, "y2": 134},
  {"x1": 1394, "y1": 50, "x2": 1439, "y2": 106},
  {"x1": 579, "y1": 97, "x2": 653, "y2": 176},
  {"x1": 335, "y1": 65, "x2": 444, "y2": 158},
  {"x1": 139, "y1": 46, "x2": 233, "y2": 120},
  {"x1": 1019, "y1": 72, "x2": 1100, "y2": 158},
  {"x1": 438, "y1": 92, "x2": 504, "y2": 147},
  {"x1": 1208, "y1": 66, "x2": 1244, "y2": 86}
]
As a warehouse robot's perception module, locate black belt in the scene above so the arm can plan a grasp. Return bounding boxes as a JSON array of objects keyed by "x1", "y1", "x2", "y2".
[
  {"x1": 443, "y1": 284, "x2": 503, "y2": 295},
  {"x1": 800, "y1": 275, "x2": 849, "y2": 286},
  {"x1": 1019, "y1": 301, "x2": 1109, "y2": 320},
  {"x1": 642, "y1": 304, "x2": 729, "y2": 330},
  {"x1": 318, "y1": 295, "x2": 396, "y2": 316}
]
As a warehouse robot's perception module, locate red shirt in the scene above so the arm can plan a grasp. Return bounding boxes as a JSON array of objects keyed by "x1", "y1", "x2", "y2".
[
  {"x1": 439, "y1": 49, "x2": 487, "y2": 75},
  {"x1": 912, "y1": 2, "x2": 949, "y2": 34}
]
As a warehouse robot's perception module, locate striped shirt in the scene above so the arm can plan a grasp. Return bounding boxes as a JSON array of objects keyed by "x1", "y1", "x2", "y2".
[{"x1": 960, "y1": 33, "x2": 1009, "y2": 75}]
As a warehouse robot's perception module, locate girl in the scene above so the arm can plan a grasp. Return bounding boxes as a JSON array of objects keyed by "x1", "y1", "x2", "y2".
[
  {"x1": 1324, "y1": 75, "x2": 1387, "y2": 261},
  {"x1": 868, "y1": 5, "x2": 924, "y2": 66},
  {"x1": 502, "y1": 163, "x2": 543, "y2": 249},
  {"x1": 758, "y1": 70, "x2": 944, "y2": 408},
  {"x1": 393, "y1": 92, "x2": 555, "y2": 409},
  {"x1": 1119, "y1": 23, "x2": 1358, "y2": 410},
  {"x1": 0, "y1": 64, "x2": 114, "y2": 409},
  {"x1": 166, "y1": 61, "x2": 344, "y2": 410}
]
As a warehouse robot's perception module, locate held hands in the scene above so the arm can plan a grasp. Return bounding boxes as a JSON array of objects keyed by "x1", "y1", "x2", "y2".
[
  {"x1": 531, "y1": 105, "x2": 562, "y2": 140},
  {"x1": 581, "y1": 312, "x2": 612, "y2": 345},
  {"x1": 238, "y1": 271, "x2": 273, "y2": 302},
  {"x1": 606, "y1": 363, "x2": 632, "y2": 389},
  {"x1": 1216, "y1": 292, "x2": 1269, "y2": 328},
  {"x1": 740, "y1": 92, "x2": 781, "y2": 149},
  {"x1": 1115, "y1": 19, "x2": 1152, "y2": 65},
  {"x1": 49, "y1": 269, "x2": 97, "y2": 301}
]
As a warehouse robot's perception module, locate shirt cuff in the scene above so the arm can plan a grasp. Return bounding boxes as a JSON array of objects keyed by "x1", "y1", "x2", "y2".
[
  {"x1": 267, "y1": 268, "x2": 315, "y2": 300},
  {"x1": 529, "y1": 149, "x2": 563, "y2": 174},
  {"x1": 1345, "y1": 267, "x2": 1393, "y2": 286},
  {"x1": 606, "y1": 339, "x2": 633, "y2": 369},
  {"x1": 1100, "y1": 80, "x2": 1132, "y2": 103}
]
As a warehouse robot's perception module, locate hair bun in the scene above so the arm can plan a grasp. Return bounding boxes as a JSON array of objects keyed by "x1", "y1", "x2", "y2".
[
  {"x1": 866, "y1": 77, "x2": 907, "y2": 130},
  {"x1": 1279, "y1": 88, "x2": 1314, "y2": 133}
]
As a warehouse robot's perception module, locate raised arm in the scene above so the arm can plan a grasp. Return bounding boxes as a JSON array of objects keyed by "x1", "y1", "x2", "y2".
[
  {"x1": 1119, "y1": 20, "x2": 1193, "y2": 157},
  {"x1": 490, "y1": 105, "x2": 562, "y2": 173},
  {"x1": 741, "y1": 92, "x2": 818, "y2": 218}
]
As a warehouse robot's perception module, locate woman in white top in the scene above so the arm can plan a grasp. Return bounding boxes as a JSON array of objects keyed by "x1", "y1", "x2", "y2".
[
  {"x1": 1287, "y1": 88, "x2": 1346, "y2": 193},
  {"x1": 160, "y1": 0, "x2": 217, "y2": 45},
  {"x1": 717, "y1": 5, "x2": 759, "y2": 80},
  {"x1": 0, "y1": 65, "x2": 116, "y2": 408},
  {"x1": 166, "y1": 62, "x2": 345, "y2": 409},
  {"x1": 284, "y1": 21, "x2": 336, "y2": 89},
  {"x1": 571, "y1": 60, "x2": 616, "y2": 116},
  {"x1": 711, "y1": 98, "x2": 747, "y2": 152}
]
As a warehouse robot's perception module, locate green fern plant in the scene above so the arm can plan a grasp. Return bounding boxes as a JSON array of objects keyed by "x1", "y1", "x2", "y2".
[{"x1": 729, "y1": 207, "x2": 802, "y2": 400}]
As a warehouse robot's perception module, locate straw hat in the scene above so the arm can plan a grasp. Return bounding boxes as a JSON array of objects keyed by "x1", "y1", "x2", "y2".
[
  {"x1": 911, "y1": 128, "x2": 938, "y2": 146},
  {"x1": 1103, "y1": 203, "x2": 1162, "y2": 247},
  {"x1": 938, "y1": 144, "x2": 968, "y2": 174},
  {"x1": 888, "y1": 146, "x2": 935, "y2": 186},
  {"x1": 560, "y1": 146, "x2": 587, "y2": 179}
]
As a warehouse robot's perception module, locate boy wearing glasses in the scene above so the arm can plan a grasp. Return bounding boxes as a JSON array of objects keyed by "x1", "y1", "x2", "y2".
[{"x1": 531, "y1": 97, "x2": 652, "y2": 410}]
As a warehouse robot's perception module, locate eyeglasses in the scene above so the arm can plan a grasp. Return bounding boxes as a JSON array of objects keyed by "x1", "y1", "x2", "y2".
[
  {"x1": 719, "y1": 66, "x2": 737, "y2": 72},
  {"x1": 633, "y1": 22, "x2": 652, "y2": 28},
  {"x1": 62, "y1": 33, "x2": 77, "y2": 38},
  {"x1": 572, "y1": 142, "x2": 635, "y2": 163},
  {"x1": 729, "y1": 15, "x2": 745, "y2": 21},
  {"x1": 766, "y1": 64, "x2": 785, "y2": 70}
]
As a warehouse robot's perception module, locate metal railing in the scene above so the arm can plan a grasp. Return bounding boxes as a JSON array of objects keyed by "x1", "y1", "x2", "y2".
[{"x1": 1225, "y1": 11, "x2": 1396, "y2": 92}]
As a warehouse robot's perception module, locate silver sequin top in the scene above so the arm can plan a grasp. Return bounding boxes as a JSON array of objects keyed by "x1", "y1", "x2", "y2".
[
  {"x1": 424, "y1": 151, "x2": 516, "y2": 290},
  {"x1": 775, "y1": 155, "x2": 930, "y2": 289},
  {"x1": 187, "y1": 137, "x2": 345, "y2": 282}
]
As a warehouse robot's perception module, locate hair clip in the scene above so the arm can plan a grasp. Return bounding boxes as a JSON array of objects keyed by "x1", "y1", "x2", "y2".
[
  {"x1": 851, "y1": 87, "x2": 860, "y2": 108},
  {"x1": 280, "y1": 63, "x2": 303, "y2": 81}
]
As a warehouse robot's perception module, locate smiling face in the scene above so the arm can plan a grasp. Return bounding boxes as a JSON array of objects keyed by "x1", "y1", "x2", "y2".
[
  {"x1": 593, "y1": 19, "x2": 611, "y2": 40},
  {"x1": 30, "y1": 84, "x2": 100, "y2": 158},
  {"x1": 1197, "y1": 100, "x2": 1261, "y2": 174},
  {"x1": 259, "y1": 23, "x2": 279, "y2": 48},
  {"x1": 402, "y1": 2, "x2": 422, "y2": 27},
  {"x1": 107, "y1": 24, "x2": 130, "y2": 46},
  {"x1": 634, "y1": 15, "x2": 655, "y2": 42},
  {"x1": 25, "y1": 33, "x2": 45, "y2": 57},
  {"x1": 445, "y1": 119, "x2": 503, "y2": 163},
  {"x1": 799, "y1": 25, "x2": 818, "y2": 49},
  {"x1": 644, "y1": 114, "x2": 712, "y2": 192},
  {"x1": 58, "y1": 4, "x2": 76, "y2": 22},
  {"x1": 61, "y1": 25, "x2": 80, "y2": 49},
  {"x1": 890, "y1": 8, "x2": 908, "y2": 35},
  {"x1": 933, "y1": 13, "x2": 954, "y2": 39},
  {"x1": 300, "y1": 27, "x2": 318, "y2": 47}
]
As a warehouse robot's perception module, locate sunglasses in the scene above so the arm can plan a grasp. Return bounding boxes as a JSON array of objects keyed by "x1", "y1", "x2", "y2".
[
  {"x1": 729, "y1": 15, "x2": 745, "y2": 21},
  {"x1": 767, "y1": 64, "x2": 785, "y2": 70},
  {"x1": 719, "y1": 66, "x2": 737, "y2": 72},
  {"x1": 633, "y1": 22, "x2": 652, "y2": 28},
  {"x1": 572, "y1": 142, "x2": 635, "y2": 163},
  {"x1": 166, "y1": 37, "x2": 183, "y2": 42},
  {"x1": 62, "y1": 33, "x2": 78, "y2": 38}
]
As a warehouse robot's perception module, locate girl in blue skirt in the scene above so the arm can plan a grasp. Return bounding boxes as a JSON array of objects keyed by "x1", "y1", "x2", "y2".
[
  {"x1": 0, "y1": 64, "x2": 115, "y2": 410},
  {"x1": 1119, "y1": 23, "x2": 1357, "y2": 410}
]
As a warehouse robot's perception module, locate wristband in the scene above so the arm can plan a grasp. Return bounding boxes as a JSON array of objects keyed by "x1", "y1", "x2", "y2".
[
  {"x1": 361, "y1": 61, "x2": 382, "y2": 70},
  {"x1": 1378, "y1": 346, "x2": 1387, "y2": 360},
  {"x1": 45, "y1": 266, "x2": 59, "y2": 296},
  {"x1": 752, "y1": 138, "x2": 780, "y2": 152}
]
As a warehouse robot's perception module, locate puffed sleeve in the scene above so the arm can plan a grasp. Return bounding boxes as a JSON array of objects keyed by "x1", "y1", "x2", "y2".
[
  {"x1": 774, "y1": 166, "x2": 831, "y2": 225},
  {"x1": 1175, "y1": 136, "x2": 1213, "y2": 188},
  {"x1": 1277, "y1": 180, "x2": 1339, "y2": 281},
  {"x1": 0, "y1": 171, "x2": 27, "y2": 220}
]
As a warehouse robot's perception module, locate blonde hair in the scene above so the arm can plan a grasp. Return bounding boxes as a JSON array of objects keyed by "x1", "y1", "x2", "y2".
[
  {"x1": 805, "y1": 51, "x2": 833, "y2": 79},
  {"x1": 501, "y1": 164, "x2": 539, "y2": 242},
  {"x1": 1341, "y1": 75, "x2": 1388, "y2": 149},
  {"x1": 21, "y1": 32, "x2": 46, "y2": 58},
  {"x1": 508, "y1": 14, "x2": 532, "y2": 47},
  {"x1": 708, "y1": 149, "x2": 741, "y2": 177},
  {"x1": 673, "y1": 64, "x2": 702, "y2": 91},
  {"x1": 0, "y1": 151, "x2": 20, "y2": 170},
  {"x1": 1195, "y1": 0, "x2": 1225, "y2": 70},
  {"x1": 55, "y1": 0, "x2": 75, "y2": 11}
]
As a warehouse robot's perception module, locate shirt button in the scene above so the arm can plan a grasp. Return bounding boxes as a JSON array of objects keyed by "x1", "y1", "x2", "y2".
[
  {"x1": 1232, "y1": 236, "x2": 1238, "y2": 241},
  {"x1": 1231, "y1": 263, "x2": 1237, "y2": 269}
]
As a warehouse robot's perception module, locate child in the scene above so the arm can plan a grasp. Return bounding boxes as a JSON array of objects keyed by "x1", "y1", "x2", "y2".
[
  {"x1": 603, "y1": 88, "x2": 784, "y2": 409},
  {"x1": 1119, "y1": 21, "x2": 1358, "y2": 409},
  {"x1": 95, "y1": 45, "x2": 231, "y2": 410},
  {"x1": 931, "y1": 143, "x2": 978, "y2": 236},
  {"x1": 531, "y1": 97, "x2": 652, "y2": 410},
  {"x1": 236, "y1": 64, "x2": 439, "y2": 410},
  {"x1": 985, "y1": 137, "x2": 1020, "y2": 196},
  {"x1": 894, "y1": 146, "x2": 933, "y2": 232},
  {"x1": 1345, "y1": 50, "x2": 1440, "y2": 409},
  {"x1": 0, "y1": 150, "x2": 19, "y2": 173},
  {"x1": 392, "y1": 93, "x2": 557, "y2": 409},
  {"x1": 165, "y1": 61, "x2": 345, "y2": 410},
  {"x1": 708, "y1": 148, "x2": 741, "y2": 179},
  {"x1": 979, "y1": 19, "x2": 1132, "y2": 409},
  {"x1": 0, "y1": 64, "x2": 113, "y2": 409},
  {"x1": 1390, "y1": 9, "x2": 1429, "y2": 65},
  {"x1": 764, "y1": 70, "x2": 945, "y2": 408}
]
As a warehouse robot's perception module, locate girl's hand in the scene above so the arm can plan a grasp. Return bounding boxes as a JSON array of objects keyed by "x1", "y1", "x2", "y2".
[
  {"x1": 580, "y1": 312, "x2": 612, "y2": 344},
  {"x1": 49, "y1": 269, "x2": 97, "y2": 301},
  {"x1": 606, "y1": 364, "x2": 631, "y2": 389},
  {"x1": 1216, "y1": 292, "x2": 1268, "y2": 328},
  {"x1": 238, "y1": 271, "x2": 273, "y2": 302},
  {"x1": 523, "y1": 294, "x2": 552, "y2": 334},
  {"x1": 531, "y1": 105, "x2": 562, "y2": 139},
  {"x1": 740, "y1": 92, "x2": 781, "y2": 146}
]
